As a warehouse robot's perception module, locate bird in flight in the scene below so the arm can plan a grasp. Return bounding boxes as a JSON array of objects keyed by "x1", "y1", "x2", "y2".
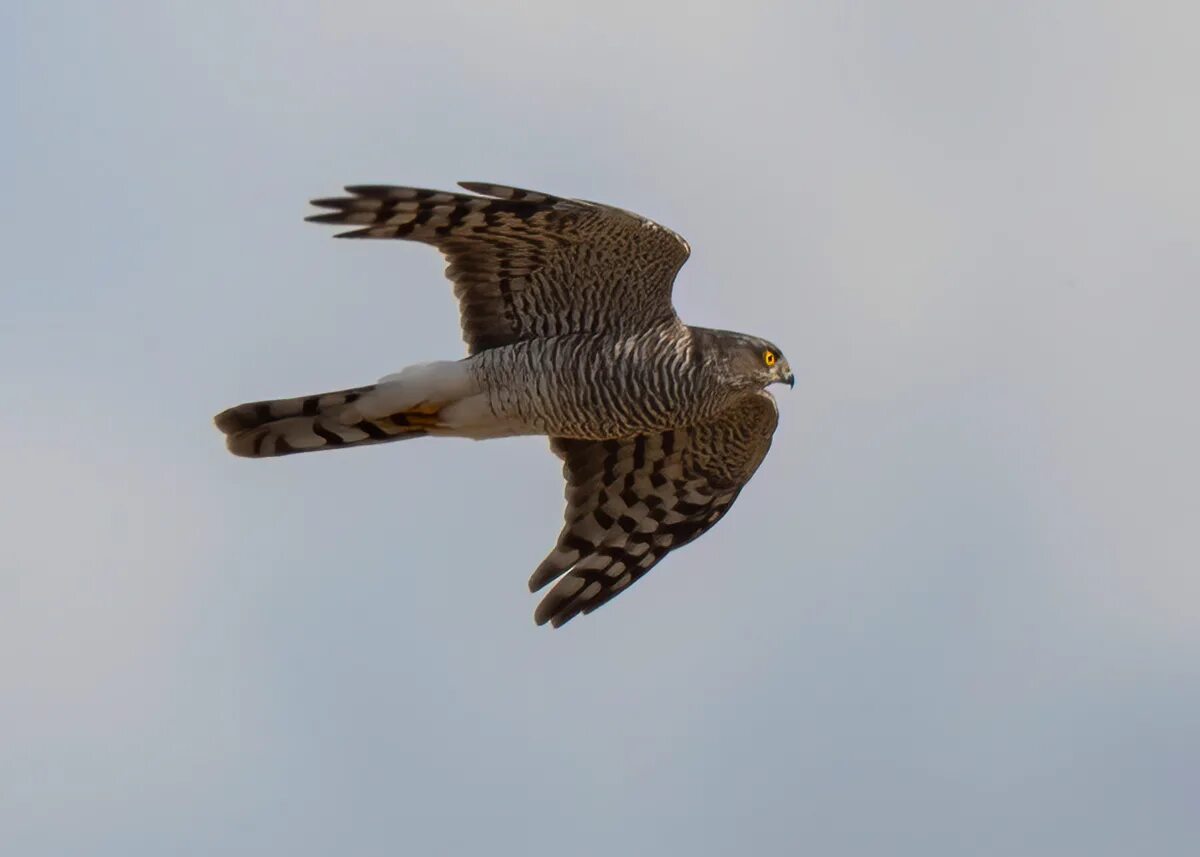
[{"x1": 215, "y1": 182, "x2": 793, "y2": 627}]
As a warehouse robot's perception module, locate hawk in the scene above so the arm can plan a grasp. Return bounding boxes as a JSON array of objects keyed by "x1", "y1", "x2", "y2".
[{"x1": 215, "y1": 182, "x2": 793, "y2": 627}]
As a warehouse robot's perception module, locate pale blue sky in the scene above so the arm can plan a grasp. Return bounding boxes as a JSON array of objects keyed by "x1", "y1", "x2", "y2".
[{"x1": 2, "y1": 2, "x2": 1197, "y2": 855}]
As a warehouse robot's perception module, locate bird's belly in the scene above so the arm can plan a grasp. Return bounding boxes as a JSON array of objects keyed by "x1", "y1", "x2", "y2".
[{"x1": 475, "y1": 338, "x2": 707, "y2": 440}]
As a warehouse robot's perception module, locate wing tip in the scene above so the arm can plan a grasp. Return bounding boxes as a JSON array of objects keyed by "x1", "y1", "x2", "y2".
[
  {"x1": 458, "y1": 181, "x2": 561, "y2": 204},
  {"x1": 309, "y1": 197, "x2": 354, "y2": 210},
  {"x1": 457, "y1": 181, "x2": 504, "y2": 197},
  {"x1": 303, "y1": 212, "x2": 378, "y2": 238},
  {"x1": 533, "y1": 602, "x2": 576, "y2": 629},
  {"x1": 528, "y1": 558, "x2": 565, "y2": 593},
  {"x1": 343, "y1": 184, "x2": 400, "y2": 197},
  {"x1": 304, "y1": 212, "x2": 346, "y2": 225}
]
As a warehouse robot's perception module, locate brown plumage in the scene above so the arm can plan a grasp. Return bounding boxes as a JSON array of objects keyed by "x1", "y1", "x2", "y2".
[{"x1": 215, "y1": 181, "x2": 793, "y2": 626}]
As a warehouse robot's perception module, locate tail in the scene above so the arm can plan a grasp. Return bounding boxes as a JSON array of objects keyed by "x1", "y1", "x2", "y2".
[{"x1": 214, "y1": 361, "x2": 481, "y2": 458}]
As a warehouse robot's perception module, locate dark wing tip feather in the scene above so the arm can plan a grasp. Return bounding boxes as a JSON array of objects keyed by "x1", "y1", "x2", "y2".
[
  {"x1": 304, "y1": 210, "x2": 391, "y2": 238},
  {"x1": 303, "y1": 214, "x2": 378, "y2": 238},
  {"x1": 458, "y1": 181, "x2": 517, "y2": 198},
  {"x1": 342, "y1": 184, "x2": 408, "y2": 198},
  {"x1": 534, "y1": 597, "x2": 575, "y2": 628},
  {"x1": 457, "y1": 181, "x2": 563, "y2": 205},
  {"x1": 212, "y1": 406, "x2": 245, "y2": 435},
  {"x1": 309, "y1": 197, "x2": 355, "y2": 210},
  {"x1": 528, "y1": 558, "x2": 566, "y2": 593},
  {"x1": 304, "y1": 212, "x2": 351, "y2": 224},
  {"x1": 344, "y1": 184, "x2": 465, "y2": 202}
]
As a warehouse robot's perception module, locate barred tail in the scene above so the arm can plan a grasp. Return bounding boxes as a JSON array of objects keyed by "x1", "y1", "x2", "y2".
[
  {"x1": 215, "y1": 361, "x2": 481, "y2": 458},
  {"x1": 215, "y1": 386, "x2": 435, "y2": 457}
]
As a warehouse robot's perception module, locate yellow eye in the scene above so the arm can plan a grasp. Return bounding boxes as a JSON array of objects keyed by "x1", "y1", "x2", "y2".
[{"x1": 763, "y1": 350, "x2": 777, "y2": 367}]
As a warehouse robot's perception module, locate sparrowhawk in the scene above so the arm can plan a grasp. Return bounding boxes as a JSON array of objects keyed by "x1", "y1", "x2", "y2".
[{"x1": 215, "y1": 182, "x2": 793, "y2": 627}]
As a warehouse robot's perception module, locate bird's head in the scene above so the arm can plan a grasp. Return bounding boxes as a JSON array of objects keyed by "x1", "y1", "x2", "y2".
[{"x1": 707, "y1": 331, "x2": 794, "y2": 391}]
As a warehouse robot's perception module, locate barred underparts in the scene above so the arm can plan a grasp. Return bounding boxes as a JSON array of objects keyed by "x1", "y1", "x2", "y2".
[{"x1": 215, "y1": 181, "x2": 793, "y2": 627}]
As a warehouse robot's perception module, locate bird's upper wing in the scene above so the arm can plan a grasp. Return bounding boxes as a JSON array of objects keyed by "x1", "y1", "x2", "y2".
[
  {"x1": 532, "y1": 391, "x2": 779, "y2": 627},
  {"x1": 306, "y1": 182, "x2": 691, "y2": 353}
]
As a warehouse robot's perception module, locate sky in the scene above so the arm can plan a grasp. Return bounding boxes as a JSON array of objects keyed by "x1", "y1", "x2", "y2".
[{"x1": 2, "y1": 1, "x2": 1198, "y2": 855}]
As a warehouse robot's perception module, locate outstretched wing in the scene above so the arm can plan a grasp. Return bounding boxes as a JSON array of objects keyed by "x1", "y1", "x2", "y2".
[
  {"x1": 306, "y1": 182, "x2": 691, "y2": 353},
  {"x1": 532, "y1": 392, "x2": 779, "y2": 627}
]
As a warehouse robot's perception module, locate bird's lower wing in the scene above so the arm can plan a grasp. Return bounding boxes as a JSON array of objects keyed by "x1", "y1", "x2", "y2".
[{"x1": 533, "y1": 392, "x2": 779, "y2": 627}]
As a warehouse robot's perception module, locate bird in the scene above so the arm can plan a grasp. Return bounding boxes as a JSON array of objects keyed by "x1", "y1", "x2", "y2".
[{"x1": 214, "y1": 182, "x2": 793, "y2": 627}]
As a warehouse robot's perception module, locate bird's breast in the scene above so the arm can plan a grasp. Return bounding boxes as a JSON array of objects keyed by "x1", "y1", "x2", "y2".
[{"x1": 473, "y1": 331, "x2": 718, "y2": 439}]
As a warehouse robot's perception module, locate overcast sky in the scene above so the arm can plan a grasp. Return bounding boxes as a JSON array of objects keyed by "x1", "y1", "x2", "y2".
[{"x1": 2, "y1": 2, "x2": 1198, "y2": 855}]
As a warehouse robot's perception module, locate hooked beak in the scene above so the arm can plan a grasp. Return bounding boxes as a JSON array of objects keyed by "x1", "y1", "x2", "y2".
[{"x1": 780, "y1": 369, "x2": 795, "y2": 389}]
